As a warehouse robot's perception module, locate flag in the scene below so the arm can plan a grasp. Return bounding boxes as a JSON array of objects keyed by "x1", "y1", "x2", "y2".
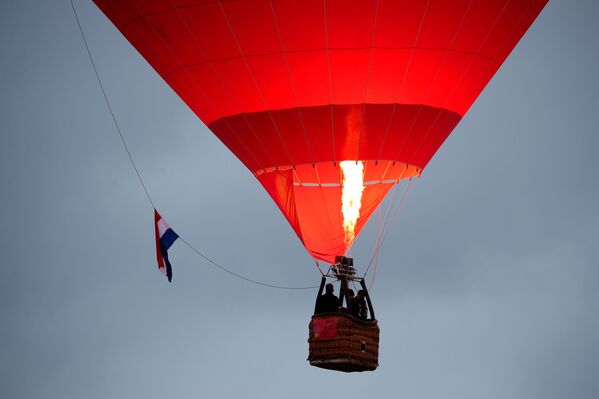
[{"x1": 154, "y1": 209, "x2": 179, "y2": 282}]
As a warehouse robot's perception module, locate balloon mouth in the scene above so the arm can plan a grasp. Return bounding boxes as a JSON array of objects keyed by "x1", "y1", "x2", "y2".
[
  {"x1": 253, "y1": 160, "x2": 421, "y2": 182},
  {"x1": 256, "y1": 160, "x2": 420, "y2": 263}
]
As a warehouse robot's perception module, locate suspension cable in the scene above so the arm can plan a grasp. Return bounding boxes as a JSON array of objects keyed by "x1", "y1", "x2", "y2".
[
  {"x1": 71, "y1": 0, "x2": 318, "y2": 291},
  {"x1": 364, "y1": 178, "x2": 415, "y2": 279},
  {"x1": 314, "y1": 260, "x2": 326, "y2": 276}
]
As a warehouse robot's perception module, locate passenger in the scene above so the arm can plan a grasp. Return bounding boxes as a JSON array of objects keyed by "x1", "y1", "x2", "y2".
[
  {"x1": 345, "y1": 289, "x2": 355, "y2": 315},
  {"x1": 350, "y1": 289, "x2": 363, "y2": 318},
  {"x1": 347, "y1": 289, "x2": 355, "y2": 305},
  {"x1": 354, "y1": 290, "x2": 368, "y2": 320},
  {"x1": 315, "y1": 283, "x2": 341, "y2": 314}
]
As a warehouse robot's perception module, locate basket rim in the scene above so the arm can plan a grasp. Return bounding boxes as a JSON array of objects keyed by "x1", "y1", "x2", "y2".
[{"x1": 311, "y1": 312, "x2": 378, "y2": 326}]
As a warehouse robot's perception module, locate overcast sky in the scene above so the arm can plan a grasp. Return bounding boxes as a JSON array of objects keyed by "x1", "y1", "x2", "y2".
[{"x1": 1, "y1": 1, "x2": 598, "y2": 398}]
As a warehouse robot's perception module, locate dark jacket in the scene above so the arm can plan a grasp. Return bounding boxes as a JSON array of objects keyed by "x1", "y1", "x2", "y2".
[
  {"x1": 315, "y1": 292, "x2": 341, "y2": 314},
  {"x1": 351, "y1": 297, "x2": 368, "y2": 320}
]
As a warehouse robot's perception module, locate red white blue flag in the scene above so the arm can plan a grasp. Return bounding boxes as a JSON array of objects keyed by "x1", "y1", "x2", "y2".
[{"x1": 154, "y1": 210, "x2": 179, "y2": 282}]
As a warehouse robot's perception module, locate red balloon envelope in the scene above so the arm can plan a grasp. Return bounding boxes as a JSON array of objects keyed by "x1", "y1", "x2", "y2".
[{"x1": 94, "y1": 0, "x2": 547, "y2": 263}]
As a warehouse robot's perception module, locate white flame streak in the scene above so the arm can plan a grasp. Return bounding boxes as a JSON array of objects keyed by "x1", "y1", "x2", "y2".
[{"x1": 340, "y1": 161, "x2": 365, "y2": 246}]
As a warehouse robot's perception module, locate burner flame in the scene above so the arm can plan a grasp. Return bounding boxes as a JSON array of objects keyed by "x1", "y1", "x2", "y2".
[{"x1": 340, "y1": 161, "x2": 365, "y2": 246}]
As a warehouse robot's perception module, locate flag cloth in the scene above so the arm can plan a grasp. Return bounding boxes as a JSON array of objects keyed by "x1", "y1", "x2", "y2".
[{"x1": 154, "y1": 209, "x2": 179, "y2": 282}]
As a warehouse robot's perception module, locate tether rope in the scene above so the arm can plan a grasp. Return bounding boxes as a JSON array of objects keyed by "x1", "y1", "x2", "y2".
[
  {"x1": 70, "y1": 0, "x2": 155, "y2": 210},
  {"x1": 71, "y1": 0, "x2": 318, "y2": 290}
]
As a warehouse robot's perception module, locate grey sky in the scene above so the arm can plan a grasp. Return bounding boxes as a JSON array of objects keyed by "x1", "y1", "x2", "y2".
[{"x1": 1, "y1": 1, "x2": 598, "y2": 398}]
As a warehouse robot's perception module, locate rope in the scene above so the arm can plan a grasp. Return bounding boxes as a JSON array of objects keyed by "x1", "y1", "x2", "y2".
[
  {"x1": 70, "y1": 0, "x2": 155, "y2": 210},
  {"x1": 71, "y1": 0, "x2": 318, "y2": 291},
  {"x1": 369, "y1": 245, "x2": 379, "y2": 291},
  {"x1": 365, "y1": 182, "x2": 401, "y2": 276},
  {"x1": 368, "y1": 202, "x2": 383, "y2": 290},
  {"x1": 374, "y1": 179, "x2": 415, "y2": 255},
  {"x1": 364, "y1": 178, "x2": 415, "y2": 278},
  {"x1": 179, "y1": 237, "x2": 318, "y2": 290},
  {"x1": 314, "y1": 260, "x2": 326, "y2": 276}
]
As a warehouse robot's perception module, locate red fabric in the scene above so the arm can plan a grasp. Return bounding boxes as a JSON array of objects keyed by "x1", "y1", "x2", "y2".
[
  {"x1": 312, "y1": 317, "x2": 338, "y2": 341},
  {"x1": 209, "y1": 104, "x2": 461, "y2": 173},
  {"x1": 257, "y1": 162, "x2": 416, "y2": 262},
  {"x1": 154, "y1": 209, "x2": 164, "y2": 269},
  {"x1": 94, "y1": 0, "x2": 547, "y2": 262},
  {"x1": 93, "y1": 0, "x2": 546, "y2": 124}
]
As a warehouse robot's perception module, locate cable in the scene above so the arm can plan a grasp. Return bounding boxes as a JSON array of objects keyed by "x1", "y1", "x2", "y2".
[
  {"x1": 364, "y1": 182, "x2": 400, "y2": 277},
  {"x1": 364, "y1": 178, "x2": 415, "y2": 278},
  {"x1": 179, "y1": 237, "x2": 318, "y2": 290},
  {"x1": 70, "y1": 0, "x2": 155, "y2": 210},
  {"x1": 70, "y1": 0, "x2": 319, "y2": 291},
  {"x1": 376, "y1": 179, "x2": 415, "y2": 251},
  {"x1": 314, "y1": 260, "x2": 326, "y2": 276},
  {"x1": 369, "y1": 246, "x2": 379, "y2": 291}
]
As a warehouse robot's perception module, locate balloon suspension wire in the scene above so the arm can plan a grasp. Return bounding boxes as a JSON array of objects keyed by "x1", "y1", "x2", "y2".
[
  {"x1": 315, "y1": 260, "x2": 326, "y2": 276},
  {"x1": 364, "y1": 178, "x2": 415, "y2": 290},
  {"x1": 369, "y1": 249, "x2": 379, "y2": 292},
  {"x1": 70, "y1": 0, "x2": 318, "y2": 291},
  {"x1": 379, "y1": 179, "x2": 415, "y2": 249},
  {"x1": 369, "y1": 202, "x2": 383, "y2": 291}
]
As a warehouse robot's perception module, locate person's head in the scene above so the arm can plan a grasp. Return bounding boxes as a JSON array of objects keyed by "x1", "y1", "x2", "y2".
[
  {"x1": 357, "y1": 290, "x2": 365, "y2": 299},
  {"x1": 348, "y1": 289, "x2": 355, "y2": 298},
  {"x1": 325, "y1": 283, "x2": 334, "y2": 294}
]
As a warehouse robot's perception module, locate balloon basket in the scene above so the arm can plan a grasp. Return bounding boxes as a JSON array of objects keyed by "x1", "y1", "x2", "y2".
[
  {"x1": 308, "y1": 262, "x2": 379, "y2": 372},
  {"x1": 308, "y1": 312, "x2": 379, "y2": 372}
]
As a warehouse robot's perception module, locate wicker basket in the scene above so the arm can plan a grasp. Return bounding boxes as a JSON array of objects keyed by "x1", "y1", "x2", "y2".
[{"x1": 308, "y1": 312, "x2": 379, "y2": 372}]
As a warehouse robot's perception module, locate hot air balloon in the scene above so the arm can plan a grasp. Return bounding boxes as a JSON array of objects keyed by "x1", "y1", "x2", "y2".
[{"x1": 92, "y1": 0, "x2": 547, "y2": 372}]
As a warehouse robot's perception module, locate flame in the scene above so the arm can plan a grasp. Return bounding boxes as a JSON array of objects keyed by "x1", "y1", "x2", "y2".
[{"x1": 340, "y1": 160, "x2": 365, "y2": 246}]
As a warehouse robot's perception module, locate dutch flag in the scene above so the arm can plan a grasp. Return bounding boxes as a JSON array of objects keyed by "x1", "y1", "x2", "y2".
[{"x1": 154, "y1": 209, "x2": 179, "y2": 282}]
